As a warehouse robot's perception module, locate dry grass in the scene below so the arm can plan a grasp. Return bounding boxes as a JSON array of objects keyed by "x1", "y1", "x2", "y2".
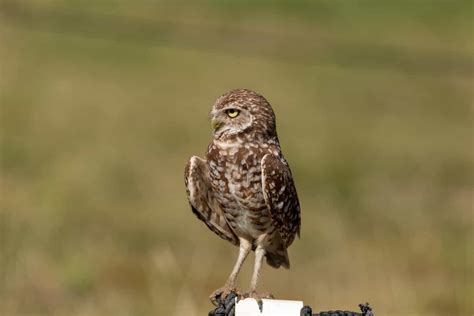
[{"x1": 1, "y1": 1, "x2": 473, "y2": 315}]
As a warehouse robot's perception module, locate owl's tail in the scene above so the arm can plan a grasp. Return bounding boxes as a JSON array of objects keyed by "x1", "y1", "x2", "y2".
[{"x1": 266, "y1": 250, "x2": 290, "y2": 269}]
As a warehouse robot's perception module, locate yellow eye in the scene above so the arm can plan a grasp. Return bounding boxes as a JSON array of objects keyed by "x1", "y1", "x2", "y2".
[{"x1": 226, "y1": 109, "x2": 240, "y2": 118}]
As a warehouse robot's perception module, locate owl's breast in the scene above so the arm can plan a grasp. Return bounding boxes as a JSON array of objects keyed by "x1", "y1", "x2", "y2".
[
  {"x1": 209, "y1": 152, "x2": 264, "y2": 205},
  {"x1": 206, "y1": 142, "x2": 272, "y2": 239}
]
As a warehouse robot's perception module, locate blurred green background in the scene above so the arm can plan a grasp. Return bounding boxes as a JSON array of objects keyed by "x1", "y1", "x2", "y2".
[{"x1": 1, "y1": 1, "x2": 473, "y2": 315}]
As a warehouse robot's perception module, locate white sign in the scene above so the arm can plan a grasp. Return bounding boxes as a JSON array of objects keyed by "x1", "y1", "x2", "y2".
[{"x1": 235, "y1": 298, "x2": 304, "y2": 316}]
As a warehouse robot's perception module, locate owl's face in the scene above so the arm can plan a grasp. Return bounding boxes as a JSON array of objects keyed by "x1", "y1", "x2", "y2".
[
  {"x1": 210, "y1": 104, "x2": 253, "y2": 138},
  {"x1": 210, "y1": 89, "x2": 276, "y2": 140}
]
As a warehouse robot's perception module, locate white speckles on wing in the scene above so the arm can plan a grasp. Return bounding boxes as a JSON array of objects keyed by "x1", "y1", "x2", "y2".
[
  {"x1": 261, "y1": 153, "x2": 301, "y2": 247},
  {"x1": 184, "y1": 155, "x2": 239, "y2": 245},
  {"x1": 279, "y1": 185, "x2": 286, "y2": 194}
]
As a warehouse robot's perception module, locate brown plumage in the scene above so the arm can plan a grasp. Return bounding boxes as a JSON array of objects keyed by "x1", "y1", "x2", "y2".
[{"x1": 184, "y1": 89, "x2": 301, "y2": 303}]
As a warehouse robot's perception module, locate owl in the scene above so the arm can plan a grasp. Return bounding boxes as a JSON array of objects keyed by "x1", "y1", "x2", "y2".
[{"x1": 184, "y1": 89, "x2": 301, "y2": 304}]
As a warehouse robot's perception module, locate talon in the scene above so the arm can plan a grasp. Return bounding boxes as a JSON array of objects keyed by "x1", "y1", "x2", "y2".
[
  {"x1": 243, "y1": 291, "x2": 274, "y2": 300},
  {"x1": 242, "y1": 290, "x2": 275, "y2": 311},
  {"x1": 257, "y1": 299, "x2": 263, "y2": 313},
  {"x1": 210, "y1": 285, "x2": 241, "y2": 306}
]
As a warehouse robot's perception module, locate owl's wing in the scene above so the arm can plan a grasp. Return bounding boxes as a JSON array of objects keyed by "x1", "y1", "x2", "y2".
[
  {"x1": 261, "y1": 154, "x2": 301, "y2": 247},
  {"x1": 185, "y1": 156, "x2": 239, "y2": 246}
]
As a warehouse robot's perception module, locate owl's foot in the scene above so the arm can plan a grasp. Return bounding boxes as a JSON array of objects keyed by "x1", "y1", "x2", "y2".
[
  {"x1": 243, "y1": 290, "x2": 275, "y2": 300},
  {"x1": 210, "y1": 285, "x2": 241, "y2": 306},
  {"x1": 242, "y1": 291, "x2": 275, "y2": 312}
]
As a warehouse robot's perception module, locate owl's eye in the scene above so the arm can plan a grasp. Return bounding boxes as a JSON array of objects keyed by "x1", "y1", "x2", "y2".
[{"x1": 226, "y1": 109, "x2": 240, "y2": 118}]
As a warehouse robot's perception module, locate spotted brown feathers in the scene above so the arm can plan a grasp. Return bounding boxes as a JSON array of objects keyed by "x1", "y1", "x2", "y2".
[{"x1": 185, "y1": 89, "x2": 301, "y2": 298}]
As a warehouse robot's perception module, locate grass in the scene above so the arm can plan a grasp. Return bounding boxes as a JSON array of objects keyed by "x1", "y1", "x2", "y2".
[{"x1": 1, "y1": 1, "x2": 473, "y2": 315}]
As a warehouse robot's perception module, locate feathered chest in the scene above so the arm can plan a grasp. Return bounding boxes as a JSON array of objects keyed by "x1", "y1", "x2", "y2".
[{"x1": 206, "y1": 141, "x2": 277, "y2": 209}]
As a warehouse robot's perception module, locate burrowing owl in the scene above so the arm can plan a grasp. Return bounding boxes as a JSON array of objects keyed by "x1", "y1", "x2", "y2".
[{"x1": 184, "y1": 89, "x2": 300, "y2": 303}]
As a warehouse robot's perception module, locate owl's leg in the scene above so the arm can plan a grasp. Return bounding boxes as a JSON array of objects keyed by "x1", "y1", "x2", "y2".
[
  {"x1": 243, "y1": 245, "x2": 274, "y2": 310},
  {"x1": 210, "y1": 238, "x2": 251, "y2": 306},
  {"x1": 250, "y1": 245, "x2": 265, "y2": 292}
]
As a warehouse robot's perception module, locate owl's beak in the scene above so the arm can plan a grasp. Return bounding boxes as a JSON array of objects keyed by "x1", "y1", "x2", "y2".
[{"x1": 211, "y1": 117, "x2": 223, "y2": 130}]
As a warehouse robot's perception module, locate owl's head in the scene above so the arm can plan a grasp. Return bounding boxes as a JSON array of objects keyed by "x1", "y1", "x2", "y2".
[{"x1": 210, "y1": 89, "x2": 276, "y2": 140}]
